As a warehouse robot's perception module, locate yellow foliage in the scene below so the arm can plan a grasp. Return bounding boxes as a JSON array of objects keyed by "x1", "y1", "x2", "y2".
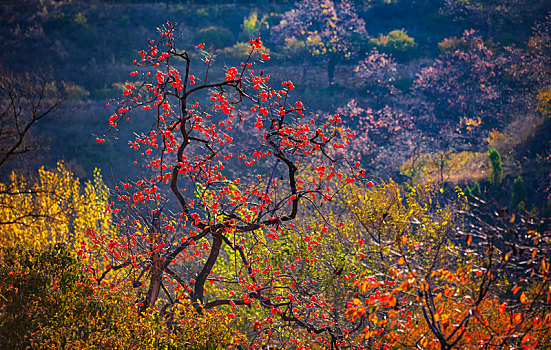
[
  {"x1": 401, "y1": 150, "x2": 488, "y2": 184},
  {"x1": 0, "y1": 162, "x2": 115, "y2": 254},
  {"x1": 536, "y1": 85, "x2": 551, "y2": 115},
  {"x1": 0, "y1": 243, "x2": 239, "y2": 349}
]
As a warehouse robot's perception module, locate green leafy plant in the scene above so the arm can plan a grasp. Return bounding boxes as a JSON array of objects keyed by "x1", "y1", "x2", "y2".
[
  {"x1": 488, "y1": 147, "x2": 503, "y2": 189},
  {"x1": 369, "y1": 29, "x2": 417, "y2": 59},
  {"x1": 511, "y1": 175, "x2": 526, "y2": 209}
]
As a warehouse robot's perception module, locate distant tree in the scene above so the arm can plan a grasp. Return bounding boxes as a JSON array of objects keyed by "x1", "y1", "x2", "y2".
[
  {"x1": 354, "y1": 49, "x2": 398, "y2": 97},
  {"x1": 413, "y1": 30, "x2": 504, "y2": 149},
  {"x1": 0, "y1": 69, "x2": 64, "y2": 171},
  {"x1": 511, "y1": 175, "x2": 526, "y2": 210},
  {"x1": 488, "y1": 147, "x2": 502, "y2": 188},
  {"x1": 338, "y1": 99, "x2": 415, "y2": 175},
  {"x1": 242, "y1": 11, "x2": 270, "y2": 40},
  {"x1": 272, "y1": 0, "x2": 368, "y2": 85},
  {"x1": 506, "y1": 12, "x2": 551, "y2": 108}
]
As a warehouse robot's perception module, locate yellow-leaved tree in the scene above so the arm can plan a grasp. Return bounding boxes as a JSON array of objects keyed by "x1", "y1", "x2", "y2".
[{"x1": 0, "y1": 162, "x2": 114, "y2": 254}]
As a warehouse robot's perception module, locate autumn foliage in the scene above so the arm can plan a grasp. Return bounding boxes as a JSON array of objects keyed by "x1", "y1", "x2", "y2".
[
  {"x1": 2, "y1": 3, "x2": 551, "y2": 348},
  {"x1": 344, "y1": 182, "x2": 551, "y2": 349}
]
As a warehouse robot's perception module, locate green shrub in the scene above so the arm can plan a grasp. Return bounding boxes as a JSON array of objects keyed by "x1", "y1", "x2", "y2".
[
  {"x1": 220, "y1": 42, "x2": 254, "y2": 60},
  {"x1": 369, "y1": 29, "x2": 417, "y2": 58},
  {"x1": 488, "y1": 148, "x2": 502, "y2": 188},
  {"x1": 465, "y1": 180, "x2": 482, "y2": 201},
  {"x1": 511, "y1": 176, "x2": 526, "y2": 209},
  {"x1": 279, "y1": 37, "x2": 308, "y2": 60},
  {"x1": 195, "y1": 26, "x2": 235, "y2": 49}
]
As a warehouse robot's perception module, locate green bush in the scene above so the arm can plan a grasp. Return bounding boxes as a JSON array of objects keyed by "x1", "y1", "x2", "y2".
[
  {"x1": 465, "y1": 180, "x2": 482, "y2": 201},
  {"x1": 195, "y1": 26, "x2": 235, "y2": 49},
  {"x1": 369, "y1": 29, "x2": 418, "y2": 59},
  {"x1": 488, "y1": 148, "x2": 502, "y2": 188},
  {"x1": 220, "y1": 42, "x2": 254, "y2": 60},
  {"x1": 511, "y1": 176, "x2": 526, "y2": 209}
]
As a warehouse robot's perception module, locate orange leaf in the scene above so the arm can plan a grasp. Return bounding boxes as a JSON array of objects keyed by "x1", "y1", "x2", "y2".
[
  {"x1": 520, "y1": 292, "x2": 528, "y2": 304},
  {"x1": 420, "y1": 280, "x2": 429, "y2": 292},
  {"x1": 467, "y1": 235, "x2": 472, "y2": 246},
  {"x1": 401, "y1": 236, "x2": 407, "y2": 245},
  {"x1": 398, "y1": 257, "x2": 405, "y2": 265}
]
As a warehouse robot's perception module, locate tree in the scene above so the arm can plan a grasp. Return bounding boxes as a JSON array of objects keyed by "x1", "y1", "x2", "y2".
[
  {"x1": 506, "y1": 12, "x2": 551, "y2": 112},
  {"x1": 0, "y1": 69, "x2": 64, "y2": 172},
  {"x1": 511, "y1": 175, "x2": 526, "y2": 210},
  {"x1": 488, "y1": 147, "x2": 502, "y2": 189},
  {"x1": 413, "y1": 30, "x2": 504, "y2": 151},
  {"x1": 440, "y1": 0, "x2": 544, "y2": 38},
  {"x1": 0, "y1": 163, "x2": 113, "y2": 255},
  {"x1": 354, "y1": 49, "x2": 398, "y2": 98},
  {"x1": 90, "y1": 22, "x2": 363, "y2": 347},
  {"x1": 272, "y1": 0, "x2": 368, "y2": 85},
  {"x1": 344, "y1": 181, "x2": 551, "y2": 349},
  {"x1": 337, "y1": 99, "x2": 415, "y2": 176}
]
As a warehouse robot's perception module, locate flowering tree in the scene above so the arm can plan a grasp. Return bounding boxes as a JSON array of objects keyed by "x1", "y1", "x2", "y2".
[
  {"x1": 413, "y1": 30, "x2": 504, "y2": 150},
  {"x1": 87, "y1": 22, "x2": 364, "y2": 347},
  {"x1": 338, "y1": 100, "x2": 415, "y2": 176},
  {"x1": 354, "y1": 49, "x2": 398, "y2": 98},
  {"x1": 506, "y1": 12, "x2": 551, "y2": 98},
  {"x1": 272, "y1": 0, "x2": 368, "y2": 85}
]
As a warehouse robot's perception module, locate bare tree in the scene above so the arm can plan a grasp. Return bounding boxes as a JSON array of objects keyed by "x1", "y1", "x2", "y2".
[{"x1": 0, "y1": 69, "x2": 64, "y2": 171}]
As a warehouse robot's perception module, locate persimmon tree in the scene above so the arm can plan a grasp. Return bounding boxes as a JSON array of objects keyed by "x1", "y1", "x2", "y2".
[
  {"x1": 344, "y1": 182, "x2": 551, "y2": 349},
  {"x1": 272, "y1": 0, "x2": 367, "y2": 85},
  {"x1": 88, "y1": 22, "x2": 363, "y2": 347}
]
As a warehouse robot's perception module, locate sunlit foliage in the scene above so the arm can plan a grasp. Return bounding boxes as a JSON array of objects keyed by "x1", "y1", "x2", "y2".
[{"x1": 0, "y1": 162, "x2": 114, "y2": 254}]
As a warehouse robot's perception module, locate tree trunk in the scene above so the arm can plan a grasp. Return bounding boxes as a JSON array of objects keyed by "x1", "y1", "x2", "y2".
[
  {"x1": 192, "y1": 233, "x2": 223, "y2": 311},
  {"x1": 142, "y1": 253, "x2": 163, "y2": 311}
]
